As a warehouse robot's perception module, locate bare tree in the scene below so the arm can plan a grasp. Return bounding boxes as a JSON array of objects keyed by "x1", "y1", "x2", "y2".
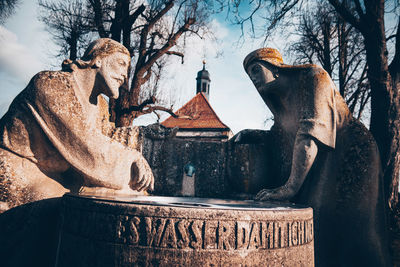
[
  {"x1": 291, "y1": 3, "x2": 336, "y2": 77},
  {"x1": 112, "y1": 0, "x2": 211, "y2": 126},
  {"x1": 39, "y1": 0, "x2": 212, "y2": 126},
  {"x1": 0, "y1": 0, "x2": 19, "y2": 24},
  {"x1": 328, "y1": 0, "x2": 400, "y2": 214},
  {"x1": 290, "y1": 2, "x2": 370, "y2": 120},
  {"x1": 39, "y1": 0, "x2": 91, "y2": 60}
]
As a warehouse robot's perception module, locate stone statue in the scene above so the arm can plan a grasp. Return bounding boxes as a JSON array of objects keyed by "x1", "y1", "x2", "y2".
[
  {"x1": 236, "y1": 48, "x2": 390, "y2": 266},
  {"x1": 0, "y1": 38, "x2": 154, "y2": 212}
]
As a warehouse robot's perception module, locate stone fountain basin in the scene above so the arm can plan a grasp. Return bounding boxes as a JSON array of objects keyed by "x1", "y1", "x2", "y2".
[
  {"x1": 56, "y1": 193, "x2": 314, "y2": 267},
  {"x1": 76, "y1": 193, "x2": 304, "y2": 210}
]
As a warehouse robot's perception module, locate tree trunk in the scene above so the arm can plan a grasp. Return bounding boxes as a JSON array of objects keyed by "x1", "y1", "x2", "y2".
[
  {"x1": 363, "y1": 0, "x2": 400, "y2": 210},
  {"x1": 108, "y1": 0, "x2": 136, "y2": 127},
  {"x1": 322, "y1": 22, "x2": 332, "y2": 77},
  {"x1": 114, "y1": 76, "x2": 142, "y2": 127},
  {"x1": 121, "y1": 0, "x2": 131, "y2": 48},
  {"x1": 337, "y1": 17, "x2": 347, "y2": 97},
  {"x1": 386, "y1": 18, "x2": 400, "y2": 209},
  {"x1": 69, "y1": 30, "x2": 78, "y2": 60},
  {"x1": 89, "y1": 0, "x2": 108, "y2": 38},
  {"x1": 114, "y1": 88, "x2": 136, "y2": 127},
  {"x1": 110, "y1": 1, "x2": 123, "y2": 42}
]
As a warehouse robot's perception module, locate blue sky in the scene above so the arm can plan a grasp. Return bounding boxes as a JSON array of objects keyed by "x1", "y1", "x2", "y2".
[
  {"x1": 0, "y1": 1, "x2": 57, "y2": 114},
  {"x1": 1, "y1": 1, "x2": 397, "y2": 133},
  {"x1": 0, "y1": 1, "x2": 279, "y2": 134}
]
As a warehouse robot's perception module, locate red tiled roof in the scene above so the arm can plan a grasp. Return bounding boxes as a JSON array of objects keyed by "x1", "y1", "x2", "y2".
[{"x1": 161, "y1": 93, "x2": 230, "y2": 130}]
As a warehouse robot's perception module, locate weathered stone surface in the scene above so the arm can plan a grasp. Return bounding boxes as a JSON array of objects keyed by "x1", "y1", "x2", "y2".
[
  {"x1": 0, "y1": 38, "x2": 153, "y2": 212},
  {"x1": 227, "y1": 142, "x2": 275, "y2": 195},
  {"x1": 240, "y1": 47, "x2": 391, "y2": 266},
  {"x1": 142, "y1": 137, "x2": 227, "y2": 198},
  {"x1": 57, "y1": 194, "x2": 314, "y2": 267},
  {"x1": 0, "y1": 198, "x2": 61, "y2": 267}
]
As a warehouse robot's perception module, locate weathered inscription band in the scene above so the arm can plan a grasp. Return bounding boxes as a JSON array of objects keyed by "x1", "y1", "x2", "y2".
[
  {"x1": 115, "y1": 216, "x2": 313, "y2": 250},
  {"x1": 57, "y1": 194, "x2": 314, "y2": 266}
]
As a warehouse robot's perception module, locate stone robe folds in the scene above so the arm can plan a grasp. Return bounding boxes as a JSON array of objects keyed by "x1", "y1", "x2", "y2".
[
  {"x1": 262, "y1": 66, "x2": 389, "y2": 266},
  {"x1": 0, "y1": 71, "x2": 147, "y2": 210}
]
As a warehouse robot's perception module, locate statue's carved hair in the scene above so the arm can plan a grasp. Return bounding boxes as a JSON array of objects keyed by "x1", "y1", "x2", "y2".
[
  {"x1": 61, "y1": 59, "x2": 94, "y2": 72},
  {"x1": 243, "y1": 48, "x2": 317, "y2": 72},
  {"x1": 61, "y1": 38, "x2": 130, "y2": 72}
]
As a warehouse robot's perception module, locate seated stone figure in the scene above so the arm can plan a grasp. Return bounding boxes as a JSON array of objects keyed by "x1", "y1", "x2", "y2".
[
  {"x1": 236, "y1": 48, "x2": 390, "y2": 266},
  {"x1": 0, "y1": 38, "x2": 154, "y2": 212}
]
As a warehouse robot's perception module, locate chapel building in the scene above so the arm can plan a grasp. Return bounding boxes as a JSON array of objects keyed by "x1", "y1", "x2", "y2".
[{"x1": 161, "y1": 61, "x2": 232, "y2": 141}]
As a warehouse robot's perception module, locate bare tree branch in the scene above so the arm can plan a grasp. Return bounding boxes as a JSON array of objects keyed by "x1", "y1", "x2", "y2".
[
  {"x1": 88, "y1": 0, "x2": 108, "y2": 37},
  {"x1": 267, "y1": 0, "x2": 301, "y2": 32},
  {"x1": 353, "y1": 0, "x2": 365, "y2": 19},
  {"x1": 328, "y1": 0, "x2": 363, "y2": 32},
  {"x1": 0, "y1": 0, "x2": 19, "y2": 24},
  {"x1": 165, "y1": 50, "x2": 184, "y2": 63},
  {"x1": 143, "y1": 17, "x2": 195, "y2": 74},
  {"x1": 120, "y1": 96, "x2": 156, "y2": 114},
  {"x1": 127, "y1": 4, "x2": 145, "y2": 28}
]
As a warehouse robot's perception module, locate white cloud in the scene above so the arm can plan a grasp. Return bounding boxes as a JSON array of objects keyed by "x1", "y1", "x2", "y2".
[{"x1": 0, "y1": 26, "x2": 44, "y2": 83}]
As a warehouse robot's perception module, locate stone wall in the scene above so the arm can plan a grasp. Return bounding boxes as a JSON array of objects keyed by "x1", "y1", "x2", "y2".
[
  {"x1": 142, "y1": 138, "x2": 228, "y2": 198},
  {"x1": 141, "y1": 135, "x2": 272, "y2": 198}
]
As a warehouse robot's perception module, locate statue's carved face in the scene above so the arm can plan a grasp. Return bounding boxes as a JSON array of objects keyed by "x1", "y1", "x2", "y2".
[
  {"x1": 246, "y1": 61, "x2": 276, "y2": 92},
  {"x1": 96, "y1": 52, "x2": 130, "y2": 99}
]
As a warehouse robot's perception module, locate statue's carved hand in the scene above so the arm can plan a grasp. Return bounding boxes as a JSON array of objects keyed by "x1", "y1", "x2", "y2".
[
  {"x1": 255, "y1": 185, "x2": 293, "y2": 201},
  {"x1": 255, "y1": 189, "x2": 275, "y2": 201},
  {"x1": 129, "y1": 157, "x2": 154, "y2": 192}
]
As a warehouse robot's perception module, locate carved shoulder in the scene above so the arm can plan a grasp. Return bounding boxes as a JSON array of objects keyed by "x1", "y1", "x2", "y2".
[
  {"x1": 32, "y1": 71, "x2": 73, "y2": 96},
  {"x1": 300, "y1": 66, "x2": 335, "y2": 93},
  {"x1": 304, "y1": 65, "x2": 327, "y2": 79},
  {"x1": 29, "y1": 71, "x2": 76, "y2": 107}
]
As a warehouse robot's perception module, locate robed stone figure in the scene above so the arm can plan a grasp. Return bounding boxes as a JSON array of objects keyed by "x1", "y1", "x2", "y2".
[
  {"x1": 234, "y1": 48, "x2": 390, "y2": 266},
  {"x1": 0, "y1": 39, "x2": 154, "y2": 212}
]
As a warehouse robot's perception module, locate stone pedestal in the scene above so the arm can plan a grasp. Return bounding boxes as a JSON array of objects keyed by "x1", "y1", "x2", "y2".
[{"x1": 56, "y1": 194, "x2": 314, "y2": 267}]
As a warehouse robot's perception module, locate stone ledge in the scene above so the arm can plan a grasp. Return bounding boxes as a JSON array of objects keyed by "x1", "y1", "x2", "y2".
[{"x1": 57, "y1": 194, "x2": 314, "y2": 267}]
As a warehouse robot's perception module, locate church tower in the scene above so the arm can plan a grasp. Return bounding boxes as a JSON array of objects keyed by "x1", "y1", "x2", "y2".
[{"x1": 196, "y1": 60, "x2": 211, "y2": 100}]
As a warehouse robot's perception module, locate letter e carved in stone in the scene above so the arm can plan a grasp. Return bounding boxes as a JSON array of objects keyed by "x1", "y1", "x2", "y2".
[{"x1": 203, "y1": 220, "x2": 218, "y2": 249}]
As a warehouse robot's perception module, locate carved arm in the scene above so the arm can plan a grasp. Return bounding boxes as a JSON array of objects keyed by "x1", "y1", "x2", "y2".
[{"x1": 255, "y1": 133, "x2": 318, "y2": 201}]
